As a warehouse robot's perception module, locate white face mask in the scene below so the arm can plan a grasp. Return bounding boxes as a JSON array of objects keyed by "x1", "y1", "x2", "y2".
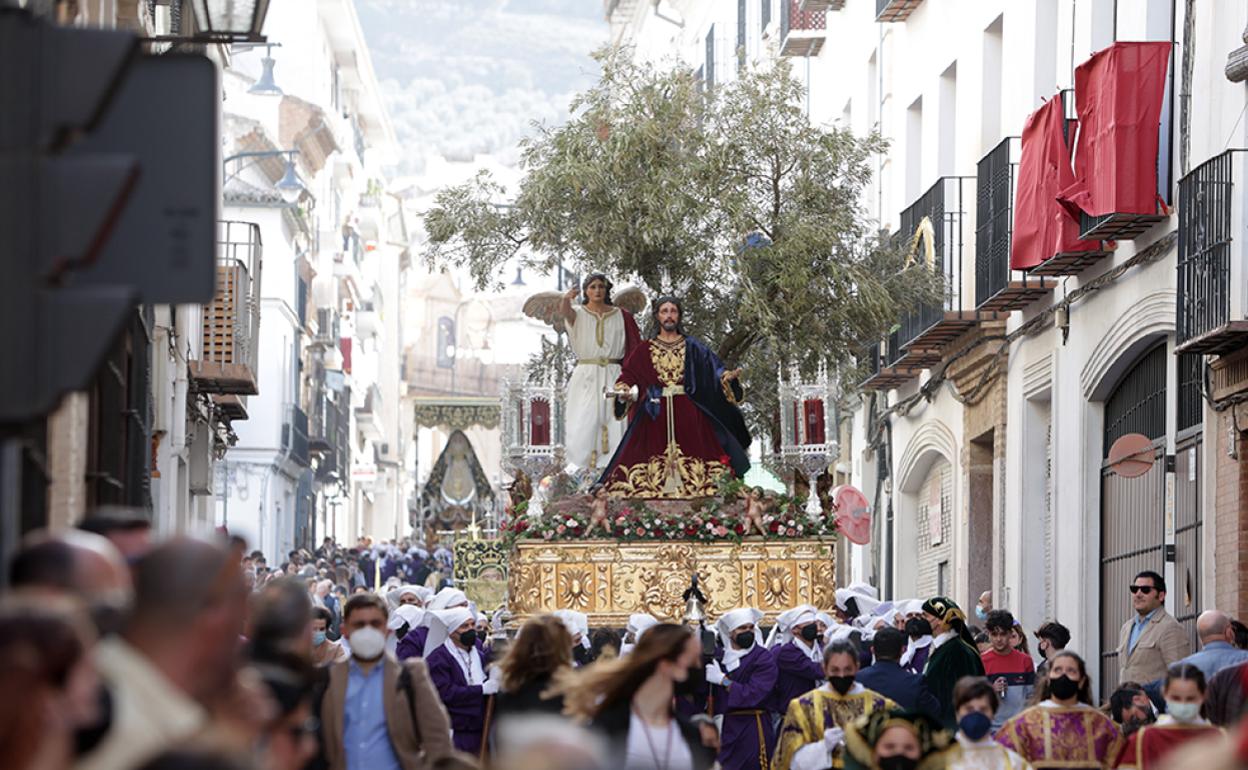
[
  {"x1": 1165, "y1": 700, "x2": 1201, "y2": 723},
  {"x1": 349, "y1": 626, "x2": 386, "y2": 661}
]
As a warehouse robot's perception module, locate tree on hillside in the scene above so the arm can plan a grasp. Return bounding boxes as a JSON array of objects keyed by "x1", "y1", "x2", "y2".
[{"x1": 422, "y1": 48, "x2": 938, "y2": 436}]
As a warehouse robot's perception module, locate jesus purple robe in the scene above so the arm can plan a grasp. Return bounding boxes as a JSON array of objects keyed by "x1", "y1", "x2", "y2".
[{"x1": 711, "y1": 644, "x2": 779, "y2": 770}]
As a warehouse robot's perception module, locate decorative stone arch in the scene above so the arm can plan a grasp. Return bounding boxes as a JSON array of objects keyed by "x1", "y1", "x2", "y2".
[
  {"x1": 893, "y1": 420, "x2": 959, "y2": 598},
  {"x1": 1080, "y1": 289, "x2": 1176, "y2": 401}
]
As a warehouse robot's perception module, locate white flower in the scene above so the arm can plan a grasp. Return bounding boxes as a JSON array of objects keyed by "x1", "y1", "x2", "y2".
[{"x1": 566, "y1": 518, "x2": 577, "y2": 527}]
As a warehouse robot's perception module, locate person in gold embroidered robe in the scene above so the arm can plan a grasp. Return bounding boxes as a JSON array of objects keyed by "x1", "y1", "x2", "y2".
[
  {"x1": 774, "y1": 640, "x2": 898, "y2": 770},
  {"x1": 995, "y1": 652, "x2": 1123, "y2": 770},
  {"x1": 599, "y1": 296, "x2": 751, "y2": 499}
]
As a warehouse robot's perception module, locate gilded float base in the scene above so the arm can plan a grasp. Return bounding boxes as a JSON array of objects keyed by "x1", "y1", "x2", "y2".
[{"x1": 507, "y1": 538, "x2": 837, "y2": 626}]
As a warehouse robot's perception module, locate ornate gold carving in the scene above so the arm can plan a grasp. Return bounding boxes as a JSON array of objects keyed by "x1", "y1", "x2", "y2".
[
  {"x1": 413, "y1": 400, "x2": 501, "y2": 430},
  {"x1": 649, "y1": 338, "x2": 686, "y2": 387},
  {"x1": 605, "y1": 443, "x2": 730, "y2": 499},
  {"x1": 510, "y1": 538, "x2": 835, "y2": 626}
]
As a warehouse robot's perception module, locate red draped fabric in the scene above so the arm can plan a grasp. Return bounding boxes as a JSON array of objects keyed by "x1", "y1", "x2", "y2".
[
  {"x1": 1057, "y1": 41, "x2": 1172, "y2": 220},
  {"x1": 1010, "y1": 95, "x2": 1102, "y2": 269},
  {"x1": 529, "y1": 399, "x2": 550, "y2": 446},
  {"x1": 802, "y1": 399, "x2": 825, "y2": 445}
]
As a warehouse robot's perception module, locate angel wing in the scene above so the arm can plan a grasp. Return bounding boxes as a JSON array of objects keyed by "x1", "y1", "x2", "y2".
[
  {"x1": 522, "y1": 291, "x2": 568, "y2": 333},
  {"x1": 613, "y1": 286, "x2": 648, "y2": 316}
]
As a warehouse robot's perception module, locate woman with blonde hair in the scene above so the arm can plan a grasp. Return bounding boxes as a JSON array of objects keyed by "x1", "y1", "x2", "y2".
[
  {"x1": 555, "y1": 622, "x2": 719, "y2": 770},
  {"x1": 494, "y1": 614, "x2": 575, "y2": 721}
]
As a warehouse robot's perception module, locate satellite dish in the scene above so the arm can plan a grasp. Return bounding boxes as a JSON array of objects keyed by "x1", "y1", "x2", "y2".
[
  {"x1": 831, "y1": 485, "x2": 872, "y2": 545},
  {"x1": 1107, "y1": 433, "x2": 1156, "y2": 478}
]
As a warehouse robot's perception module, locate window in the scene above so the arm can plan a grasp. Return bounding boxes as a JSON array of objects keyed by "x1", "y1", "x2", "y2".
[
  {"x1": 905, "y1": 97, "x2": 923, "y2": 202},
  {"x1": 738, "y1": 0, "x2": 747, "y2": 71},
  {"x1": 436, "y1": 317, "x2": 456, "y2": 369},
  {"x1": 938, "y1": 561, "x2": 949, "y2": 596},
  {"x1": 761, "y1": 0, "x2": 771, "y2": 31},
  {"x1": 706, "y1": 27, "x2": 716, "y2": 89},
  {"x1": 981, "y1": 16, "x2": 1003, "y2": 150},
  {"x1": 938, "y1": 63, "x2": 957, "y2": 177}
]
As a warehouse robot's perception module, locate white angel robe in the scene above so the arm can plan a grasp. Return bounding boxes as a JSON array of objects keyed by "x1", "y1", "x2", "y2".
[{"x1": 566, "y1": 305, "x2": 629, "y2": 470}]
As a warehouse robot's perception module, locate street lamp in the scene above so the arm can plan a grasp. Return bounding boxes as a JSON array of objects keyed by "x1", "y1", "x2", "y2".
[
  {"x1": 248, "y1": 45, "x2": 283, "y2": 96},
  {"x1": 223, "y1": 149, "x2": 305, "y2": 205},
  {"x1": 188, "y1": 0, "x2": 272, "y2": 43}
]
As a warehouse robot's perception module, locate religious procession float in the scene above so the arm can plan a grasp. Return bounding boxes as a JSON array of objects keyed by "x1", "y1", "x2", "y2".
[{"x1": 454, "y1": 277, "x2": 874, "y2": 627}]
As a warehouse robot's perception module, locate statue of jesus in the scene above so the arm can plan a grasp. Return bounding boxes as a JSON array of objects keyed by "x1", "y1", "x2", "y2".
[{"x1": 598, "y1": 296, "x2": 751, "y2": 498}]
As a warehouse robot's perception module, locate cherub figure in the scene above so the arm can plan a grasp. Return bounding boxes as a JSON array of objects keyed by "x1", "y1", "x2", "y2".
[
  {"x1": 587, "y1": 483, "x2": 612, "y2": 536},
  {"x1": 740, "y1": 486, "x2": 771, "y2": 537}
]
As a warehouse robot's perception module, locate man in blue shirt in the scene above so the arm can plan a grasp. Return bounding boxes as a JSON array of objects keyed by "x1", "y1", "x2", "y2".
[
  {"x1": 320, "y1": 593, "x2": 456, "y2": 770},
  {"x1": 1175, "y1": 610, "x2": 1248, "y2": 680},
  {"x1": 1115, "y1": 570, "x2": 1189, "y2": 687}
]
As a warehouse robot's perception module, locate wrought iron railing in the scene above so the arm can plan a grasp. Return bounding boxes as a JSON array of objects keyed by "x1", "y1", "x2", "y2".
[
  {"x1": 282, "y1": 403, "x2": 310, "y2": 467},
  {"x1": 781, "y1": 0, "x2": 825, "y2": 38},
  {"x1": 974, "y1": 137, "x2": 1019, "y2": 307},
  {"x1": 1177, "y1": 150, "x2": 1240, "y2": 348},
  {"x1": 896, "y1": 177, "x2": 968, "y2": 350}
]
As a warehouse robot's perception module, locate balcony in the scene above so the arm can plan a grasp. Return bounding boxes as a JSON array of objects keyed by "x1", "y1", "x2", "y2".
[
  {"x1": 281, "y1": 404, "x2": 310, "y2": 468},
  {"x1": 890, "y1": 177, "x2": 1005, "y2": 370},
  {"x1": 313, "y1": 307, "x2": 340, "y2": 349},
  {"x1": 800, "y1": 0, "x2": 844, "y2": 10},
  {"x1": 310, "y1": 376, "x2": 351, "y2": 483},
  {"x1": 355, "y1": 383, "x2": 384, "y2": 442},
  {"x1": 860, "y1": 329, "x2": 919, "y2": 391},
  {"x1": 876, "y1": 0, "x2": 923, "y2": 22},
  {"x1": 974, "y1": 137, "x2": 1055, "y2": 311},
  {"x1": 1176, "y1": 149, "x2": 1248, "y2": 356},
  {"x1": 780, "y1": 0, "x2": 826, "y2": 58},
  {"x1": 190, "y1": 221, "x2": 263, "y2": 396},
  {"x1": 355, "y1": 300, "x2": 381, "y2": 340}
]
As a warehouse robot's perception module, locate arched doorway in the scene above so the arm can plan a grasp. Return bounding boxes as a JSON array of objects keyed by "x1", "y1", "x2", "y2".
[{"x1": 1099, "y1": 343, "x2": 1167, "y2": 695}]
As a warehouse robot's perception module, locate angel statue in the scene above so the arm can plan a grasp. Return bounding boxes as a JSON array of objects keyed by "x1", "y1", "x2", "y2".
[{"x1": 523, "y1": 274, "x2": 644, "y2": 472}]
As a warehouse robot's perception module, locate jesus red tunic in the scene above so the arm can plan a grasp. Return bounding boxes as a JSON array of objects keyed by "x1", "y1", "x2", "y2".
[{"x1": 600, "y1": 335, "x2": 749, "y2": 499}]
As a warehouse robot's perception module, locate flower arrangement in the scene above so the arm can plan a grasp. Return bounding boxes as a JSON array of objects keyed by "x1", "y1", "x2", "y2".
[{"x1": 498, "y1": 475, "x2": 838, "y2": 546}]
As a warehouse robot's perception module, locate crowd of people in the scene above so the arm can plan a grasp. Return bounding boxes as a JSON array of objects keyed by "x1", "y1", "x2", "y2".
[{"x1": 3, "y1": 516, "x2": 1248, "y2": 770}]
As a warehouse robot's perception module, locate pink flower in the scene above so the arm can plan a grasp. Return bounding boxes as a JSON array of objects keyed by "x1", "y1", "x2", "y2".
[
  {"x1": 621, "y1": 507, "x2": 634, "y2": 517},
  {"x1": 786, "y1": 527, "x2": 797, "y2": 537},
  {"x1": 714, "y1": 526, "x2": 729, "y2": 537},
  {"x1": 556, "y1": 525, "x2": 566, "y2": 534},
  {"x1": 616, "y1": 516, "x2": 627, "y2": 524},
  {"x1": 635, "y1": 527, "x2": 645, "y2": 536},
  {"x1": 705, "y1": 522, "x2": 714, "y2": 531}
]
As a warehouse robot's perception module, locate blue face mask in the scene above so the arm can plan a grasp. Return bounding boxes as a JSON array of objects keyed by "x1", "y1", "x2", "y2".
[
  {"x1": 959, "y1": 711, "x2": 992, "y2": 741},
  {"x1": 975, "y1": 606, "x2": 988, "y2": 621},
  {"x1": 312, "y1": 631, "x2": 327, "y2": 646}
]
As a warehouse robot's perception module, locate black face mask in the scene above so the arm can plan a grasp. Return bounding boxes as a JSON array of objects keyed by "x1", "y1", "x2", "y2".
[
  {"x1": 459, "y1": 629, "x2": 478, "y2": 648},
  {"x1": 906, "y1": 618, "x2": 933, "y2": 638},
  {"x1": 1049, "y1": 675, "x2": 1080, "y2": 701},
  {"x1": 675, "y1": 663, "x2": 706, "y2": 696},
  {"x1": 734, "y1": 631, "x2": 755, "y2": 649},
  {"x1": 828, "y1": 674, "x2": 855, "y2": 695},
  {"x1": 800, "y1": 625, "x2": 820, "y2": 642},
  {"x1": 877, "y1": 755, "x2": 919, "y2": 770}
]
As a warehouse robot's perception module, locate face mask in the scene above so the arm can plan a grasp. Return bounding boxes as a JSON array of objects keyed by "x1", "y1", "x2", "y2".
[
  {"x1": 349, "y1": 626, "x2": 386, "y2": 660},
  {"x1": 828, "y1": 675, "x2": 855, "y2": 695},
  {"x1": 1049, "y1": 675, "x2": 1080, "y2": 701},
  {"x1": 906, "y1": 619, "x2": 932, "y2": 638},
  {"x1": 877, "y1": 755, "x2": 919, "y2": 770},
  {"x1": 312, "y1": 631, "x2": 327, "y2": 646},
  {"x1": 975, "y1": 606, "x2": 988, "y2": 621},
  {"x1": 800, "y1": 625, "x2": 820, "y2": 642},
  {"x1": 1166, "y1": 701, "x2": 1201, "y2": 722},
  {"x1": 734, "y1": 631, "x2": 755, "y2": 649},
  {"x1": 959, "y1": 711, "x2": 992, "y2": 741},
  {"x1": 675, "y1": 663, "x2": 706, "y2": 696},
  {"x1": 459, "y1": 629, "x2": 478, "y2": 648}
]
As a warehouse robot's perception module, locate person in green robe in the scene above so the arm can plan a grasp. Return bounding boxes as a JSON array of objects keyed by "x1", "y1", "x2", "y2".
[{"x1": 920, "y1": 597, "x2": 986, "y2": 731}]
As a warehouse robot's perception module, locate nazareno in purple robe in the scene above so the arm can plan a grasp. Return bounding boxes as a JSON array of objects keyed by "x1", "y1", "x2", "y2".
[
  {"x1": 904, "y1": 643, "x2": 931, "y2": 675},
  {"x1": 396, "y1": 625, "x2": 428, "y2": 660},
  {"x1": 765, "y1": 642, "x2": 826, "y2": 717},
  {"x1": 424, "y1": 644, "x2": 487, "y2": 755},
  {"x1": 711, "y1": 644, "x2": 780, "y2": 770}
]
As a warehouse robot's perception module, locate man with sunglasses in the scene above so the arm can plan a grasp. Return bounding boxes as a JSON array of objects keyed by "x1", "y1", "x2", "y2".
[{"x1": 1116, "y1": 570, "x2": 1189, "y2": 688}]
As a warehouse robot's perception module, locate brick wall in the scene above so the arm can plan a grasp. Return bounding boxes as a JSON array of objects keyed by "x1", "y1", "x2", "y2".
[
  {"x1": 915, "y1": 459, "x2": 954, "y2": 597},
  {"x1": 1214, "y1": 403, "x2": 1248, "y2": 621},
  {"x1": 46, "y1": 392, "x2": 89, "y2": 531}
]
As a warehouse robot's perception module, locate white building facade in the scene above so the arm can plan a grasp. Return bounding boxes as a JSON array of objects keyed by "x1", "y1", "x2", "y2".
[{"x1": 611, "y1": 0, "x2": 1248, "y2": 697}]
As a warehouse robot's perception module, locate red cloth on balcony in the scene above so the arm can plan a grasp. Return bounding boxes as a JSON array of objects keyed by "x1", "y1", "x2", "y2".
[
  {"x1": 1057, "y1": 41, "x2": 1171, "y2": 220},
  {"x1": 1010, "y1": 94, "x2": 1101, "y2": 269}
]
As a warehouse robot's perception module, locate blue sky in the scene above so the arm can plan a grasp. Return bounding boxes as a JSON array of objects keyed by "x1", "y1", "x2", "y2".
[{"x1": 357, "y1": 0, "x2": 607, "y2": 175}]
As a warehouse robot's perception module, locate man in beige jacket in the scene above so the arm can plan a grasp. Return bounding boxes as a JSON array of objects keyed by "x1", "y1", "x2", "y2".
[
  {"x1": 1116, "y1": 570, "x2": 1189, "y2": 687},
  {"x1": 320, "y1": 593, "x2": 461, "y2": 770}
]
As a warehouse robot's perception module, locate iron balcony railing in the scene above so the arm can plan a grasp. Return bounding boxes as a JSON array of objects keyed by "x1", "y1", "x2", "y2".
[
  {"x1": 193, "y1": 221, "x2": 263, "y2": 395},
  {"x1": 282, "y1": 403, "x2": 311, "y2": 467},
  {"x1": 895, "y1": 177, "x2": 970, "y2": 350},
  {"x1": 975, "y1": 137, "x2": 1017, "y2": 306},
  {"x1": 1177, "y1": 149, "x2": 1247, "y2": 354},
  {"x1": 876, "y1": 0, "x2": 923, "y2": 22}
]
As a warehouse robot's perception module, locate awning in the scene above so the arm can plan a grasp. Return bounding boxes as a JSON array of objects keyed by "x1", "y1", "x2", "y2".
[
  {"x1": 1010, "y1": 94, "x2": 1101, "y2": 269},
  {"x1": 1057, "y1": 41, "x2": 1171, "y2": 219}
]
